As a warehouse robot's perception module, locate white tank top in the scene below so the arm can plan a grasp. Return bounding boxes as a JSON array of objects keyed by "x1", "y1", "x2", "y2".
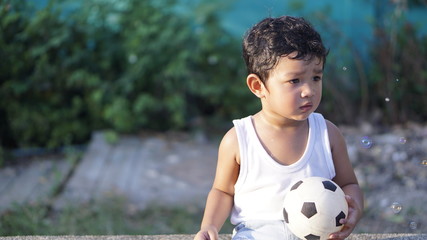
[{"x1": 230, "y1": 113, "x2": 336, "y2": 225}]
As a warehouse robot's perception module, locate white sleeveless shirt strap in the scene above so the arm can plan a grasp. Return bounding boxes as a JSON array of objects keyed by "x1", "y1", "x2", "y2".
[
  {"x1": 233, "y1": 118, "x2": 250, "y2": 190},
  {"x1": 315, "y1": 113, "x2": 336, "y2": 178}
]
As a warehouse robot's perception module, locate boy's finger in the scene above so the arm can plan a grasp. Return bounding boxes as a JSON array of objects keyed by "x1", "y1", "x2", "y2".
[
  {"x1": 329, "y1": 228, "x2": 351, "y2": 240},
  {"x1": 208, "y1": 230, "x2": 218, "y2": 240}
]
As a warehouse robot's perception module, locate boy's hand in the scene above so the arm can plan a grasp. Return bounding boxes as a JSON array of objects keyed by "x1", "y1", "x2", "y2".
[
  {"x1": 328, "y1": 195, "x2": 362, "y2": 240},
  {"x1": 194, "y1": 225, "x2": 219, "y2": 240}
]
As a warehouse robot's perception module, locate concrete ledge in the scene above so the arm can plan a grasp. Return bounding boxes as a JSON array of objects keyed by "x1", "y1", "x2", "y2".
[{"x1": 0, "y1": 234, "x2": 426, "y2": 240}]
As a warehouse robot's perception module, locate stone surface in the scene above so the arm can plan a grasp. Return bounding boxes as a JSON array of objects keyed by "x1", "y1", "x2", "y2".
[
  {"x1": 53, "y1": 132, "x2": 217, "y2": 210},
  {"x1": 0, "y1": 234, "x2": 426, "y2": 240},
  {"x1": 0, "y1": 157, "x2": 73, "y2": 212}
]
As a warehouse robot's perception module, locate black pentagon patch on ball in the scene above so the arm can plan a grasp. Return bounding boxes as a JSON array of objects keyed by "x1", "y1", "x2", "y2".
[
  {"x1": 304, "y1": 234, "x2": 321, "y2": 240},
  {"x1": 335, "y1": 211, "x2": 346, "y2": 226},
  {"x1": 283, "y1": 207, "x2": 289, "y2": 223},
  {"x1": 301, "y1": 202, "x2": 317, "y2": 218},
  {"x1": 322, "y1": 180, "x2": 337, "y2": 192},
  {"x1": 291, "y1": 180, "x2": 303, "y2": 191}
]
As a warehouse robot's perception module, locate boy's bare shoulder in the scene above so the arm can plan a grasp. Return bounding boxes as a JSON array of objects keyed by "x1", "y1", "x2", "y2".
[
  {"x1": 325, "y1": 119, "x2": 343, "y2": 136},
  {"x1": 325, "y1": 119, "x2": 346, "y2": 148},
  {"x1": 219, "y1": 127, "x2": 240, "y2": 164},
  {"x1": 325, "y1": 119, "x2": 339, "y2": 131},
  {"x1": 220, "y1": 127, "x2": 238, "y2": 145},
  {"x1": 220, "y1": 127, "x2": 238, "y2": 150}
]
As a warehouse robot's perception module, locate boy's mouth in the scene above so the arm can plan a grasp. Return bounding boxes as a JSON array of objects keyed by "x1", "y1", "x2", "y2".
[{"x1": 299, "y1": 103, "x2": 313, "y2": 111}]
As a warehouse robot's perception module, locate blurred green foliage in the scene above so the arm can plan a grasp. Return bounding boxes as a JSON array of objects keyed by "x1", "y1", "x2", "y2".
[
  {"x1": 0, "y1": 0, "x2": 254, "y2": 152},
  {"x1": 370, "y1": 22, "x2": 427, "y2": 124},
  {"x1": 288, "y1": 0, "x2": 427, "y2": 126}
]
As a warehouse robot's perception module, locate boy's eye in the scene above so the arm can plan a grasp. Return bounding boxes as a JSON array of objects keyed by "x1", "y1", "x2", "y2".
[
  {"x1": 313, "y1": 76, "x2": 322, "y2": 81},
  {"x1": 289, "y1": 79, "x2": 300, "y2": 84}
]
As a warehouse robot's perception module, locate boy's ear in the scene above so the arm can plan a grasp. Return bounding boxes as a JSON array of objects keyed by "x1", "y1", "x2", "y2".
[{"x1": 246, "y1": 74, "x2": 266, "y2": 98}]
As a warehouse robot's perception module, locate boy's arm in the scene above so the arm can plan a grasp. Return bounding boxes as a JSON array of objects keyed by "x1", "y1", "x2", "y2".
[
  {"x1": 194, "y1": 128, "x2": 240, "y2": 240},
  {"x1": 327, "y1": 121, "x2": 364, "y2": 240}
]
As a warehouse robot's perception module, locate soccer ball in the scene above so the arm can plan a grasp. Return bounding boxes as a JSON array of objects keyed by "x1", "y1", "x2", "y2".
[{"x1": 283, "y1": 177, "x2": 348, "y2": 240}]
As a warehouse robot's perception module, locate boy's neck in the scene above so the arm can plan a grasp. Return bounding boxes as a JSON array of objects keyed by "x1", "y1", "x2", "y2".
[{"x1": 256, "y1": 111, "x2": 308, "y2": 131}]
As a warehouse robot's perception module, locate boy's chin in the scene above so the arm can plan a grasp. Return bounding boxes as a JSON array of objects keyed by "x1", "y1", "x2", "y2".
[{"x1": 290, "y1": 113, "x2": 313, "y2": 121}]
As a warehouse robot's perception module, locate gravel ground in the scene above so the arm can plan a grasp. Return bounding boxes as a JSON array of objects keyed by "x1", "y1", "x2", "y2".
[{"x1": 339, "y1": 122, "x2": 427, "y2": 234}]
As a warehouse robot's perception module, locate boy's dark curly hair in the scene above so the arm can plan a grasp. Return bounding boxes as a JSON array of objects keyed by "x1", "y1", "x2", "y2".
[{"x1": 242, "y1": 16, "x2": 329, "y2": 83}]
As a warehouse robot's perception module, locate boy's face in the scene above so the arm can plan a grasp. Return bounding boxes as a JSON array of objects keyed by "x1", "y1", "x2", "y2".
[{"x1": 261, "y1": 52, "x2": 323, "y2": 121}]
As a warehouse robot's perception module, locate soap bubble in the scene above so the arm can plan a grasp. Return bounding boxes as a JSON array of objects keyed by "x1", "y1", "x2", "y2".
[
  {"x1": 422, "y1": 159, "x2": 427, "y2": 166},
  {"x1": 342, "y1": 66, "x2": 347, "y2": 71},
  {"x1": 391, "y1": 202, "x2": 402, "y2": 214},
  {"x1": 409, "y1": 221, "x2": 418, "y2": 230},
  {"x1": 385, "y1": 97, "x2": 390, "y2": 102},
  {"x1": 396, "y1": 78, "x2": 400, "y2": 82},
  {"x1": 399, "y1": 137, "x2": 407, "y2": 144},
  {"x1": 360, "y1": 136, "x2": 373, "y2": 149}
]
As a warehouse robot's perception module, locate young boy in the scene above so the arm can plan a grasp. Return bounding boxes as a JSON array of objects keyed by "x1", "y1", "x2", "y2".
[{"x1": 194, "y1": 16, "x2": 363, "y2": 240}]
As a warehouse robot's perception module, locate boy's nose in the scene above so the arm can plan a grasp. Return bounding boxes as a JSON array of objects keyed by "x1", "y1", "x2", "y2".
[{"x1": 301, "y1": 83, "x2": 315, "y2": 98}]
